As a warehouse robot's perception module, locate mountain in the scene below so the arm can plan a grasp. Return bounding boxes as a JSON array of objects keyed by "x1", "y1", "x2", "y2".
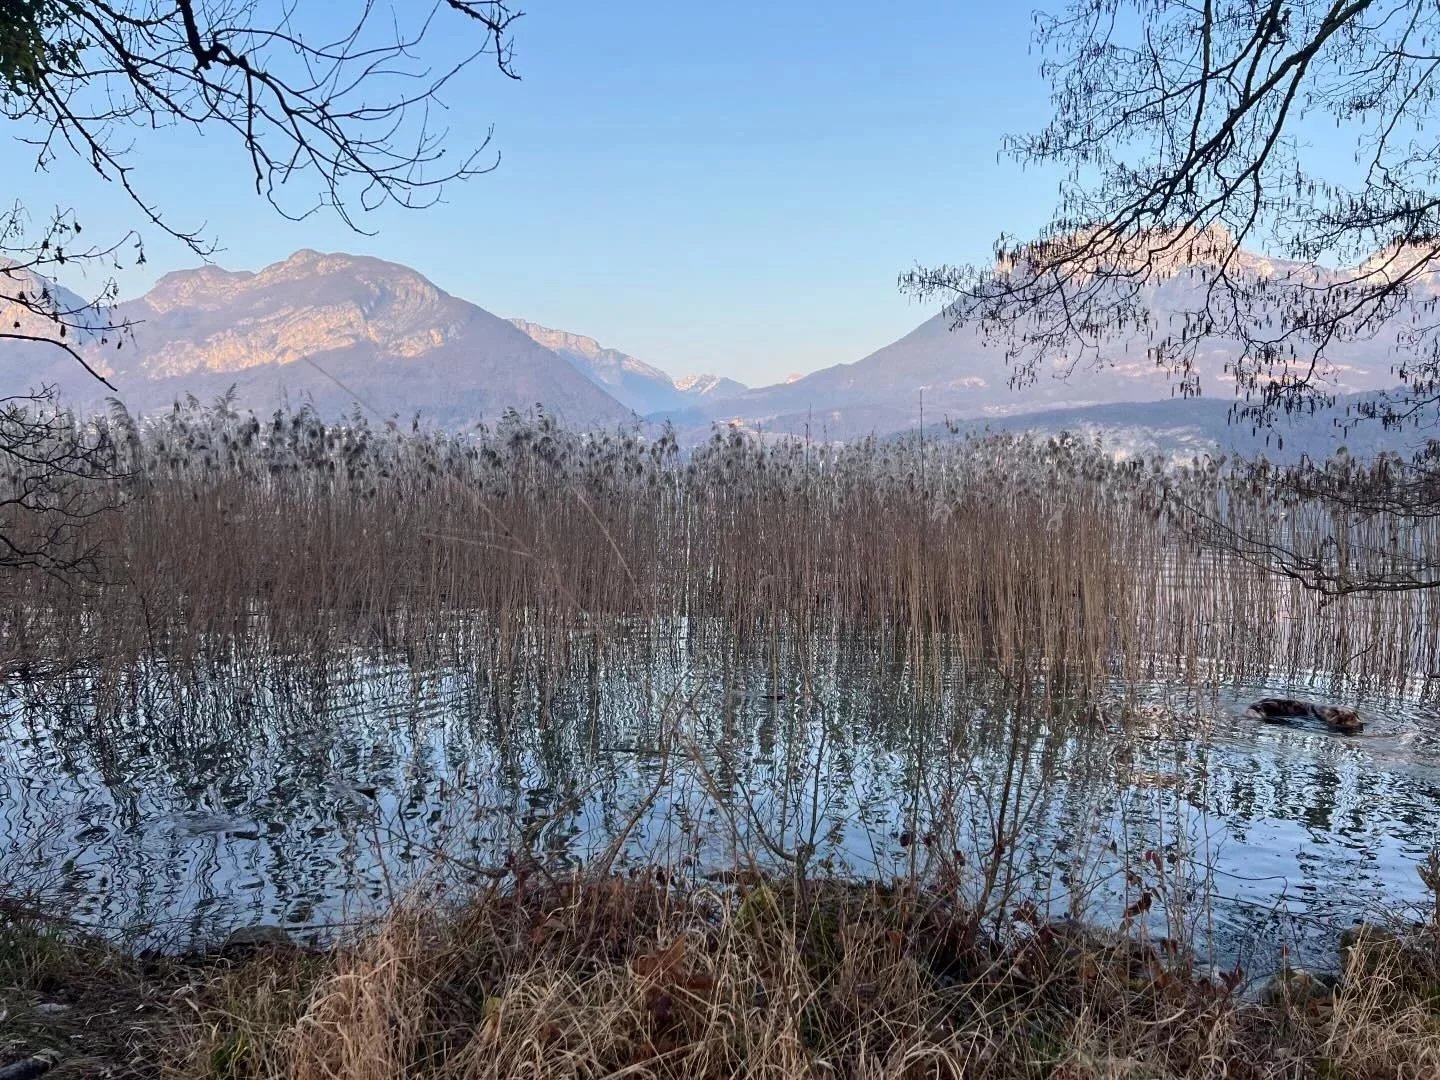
[
  {"x1": 0, "y1": 264, "x2": 118, "y2": 383},
  {"x1": 6, "y1": 243, "x2": 1435, "y2": 456},
  {"x1": 508, "y1": 319, "x2": 682, "y2": 414},
  {"x1": 679, "y1": 254, "x2": 1418, "y2": 441},
  {"x1": 0, "y1": 265, "x2": 104, "y2": 342},
  {"x1": 0, "y1": 251, "x2": 631, "y2": 429},
  {"x1": 673, "y1": 373, "x2": 747, "y2": 400},
  {"x1": 509, "y1": 319, "x2": 746, "y2": 416}
]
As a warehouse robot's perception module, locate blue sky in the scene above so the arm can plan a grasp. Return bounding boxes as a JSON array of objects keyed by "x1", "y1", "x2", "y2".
[{"x1": 5, "y1": 2, "x2": 1061, "y2": 387}]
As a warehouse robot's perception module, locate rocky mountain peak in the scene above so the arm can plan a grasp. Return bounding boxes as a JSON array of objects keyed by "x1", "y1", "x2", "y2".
[
  {"x1": 672, "y1": 373, "x2": 746, "y2": 397},
  {"x1": 510, "y1": 319, "x2": 607, "y2": 362},
  {"x1": 145, "y1": 265, "x2": 255, "y2": 313},
  {"x1": 507, "y1": 319, "x2": 750, "y2": 415},
  {"x1": 0, "y1": 250, "x2": 631, "y2": 429},
  {"x1": 994, "y1": 224, "x2": 1295, "y2": 281}
]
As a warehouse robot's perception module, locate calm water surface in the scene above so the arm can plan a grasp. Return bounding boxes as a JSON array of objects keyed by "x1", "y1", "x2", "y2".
[{"x1": 3, "y1": 632, "x2": 1439, "y2": 977}]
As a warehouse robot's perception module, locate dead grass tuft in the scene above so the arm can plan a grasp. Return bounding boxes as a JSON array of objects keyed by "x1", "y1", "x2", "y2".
[{"x1": 148, "y1": 878, "x2": 1440, "y2": 1079}]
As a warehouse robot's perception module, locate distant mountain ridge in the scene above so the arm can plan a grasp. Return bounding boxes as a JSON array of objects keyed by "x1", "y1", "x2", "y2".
[
  {"x1": 2, "y1": 244, "x2": 1434, "y2": 456},
  {"x1": 673, "y1": 245, "x2": 1433, "y2": 442},
  {"x1": 1, "y1": 250, "x2": 631, "y2": 429},
  {"x1": 508, "y1": 319, "x2": 745, "y2": 415},
  {"x1": 673, "y1": 373, "x2": 747, "y2": 399}
]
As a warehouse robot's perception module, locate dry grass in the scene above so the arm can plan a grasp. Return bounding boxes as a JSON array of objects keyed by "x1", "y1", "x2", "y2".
[
  {"x1": 6, "y1": 876, "x2": 1439, "y2": 1079},
  {"x1": 0, "y1": 909, "x2": 189, "y2": 1079}
]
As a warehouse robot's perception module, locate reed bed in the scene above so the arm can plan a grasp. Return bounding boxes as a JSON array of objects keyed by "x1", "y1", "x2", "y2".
[{"x1": 1, "y1": 400, "x2": 1438, "y2": 695}]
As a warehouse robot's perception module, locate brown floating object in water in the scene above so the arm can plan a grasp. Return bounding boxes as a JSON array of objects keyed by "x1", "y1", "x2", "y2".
[{"x1": 1244, "y1": 698, "x2": 1363, "y2": 734}]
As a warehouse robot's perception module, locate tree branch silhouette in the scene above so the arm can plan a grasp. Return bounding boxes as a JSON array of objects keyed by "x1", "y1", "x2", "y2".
[
  {"x1": 2, "y1": 0, "x2": 522, "y2": 377},
  {"x1": 902, "y1": 0, "x2": 1440, "y2": 431}
]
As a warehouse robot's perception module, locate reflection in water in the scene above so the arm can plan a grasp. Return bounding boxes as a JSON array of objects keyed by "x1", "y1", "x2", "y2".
[{"x1": 2, "y1": 631, "x2": 1439, "y2": 974}]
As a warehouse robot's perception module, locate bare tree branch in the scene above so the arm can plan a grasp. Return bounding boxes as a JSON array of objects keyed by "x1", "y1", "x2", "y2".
[
  {"x1": 902, "y1": 0, "x2": 1440, "y2": 435},
  {"x1": 2, "y1": 0, "x2": 522, "y2": 383}
]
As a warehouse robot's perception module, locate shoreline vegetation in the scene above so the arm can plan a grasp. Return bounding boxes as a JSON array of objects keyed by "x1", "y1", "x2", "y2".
[
  {"x1": 5, "y1": 403, "x2": 1440, "y2": 1075},
  {"x1": 6, "y1": 400, "x2": 1439, "y2": 690},
  {"x1": 5, "y1": 873, "x2": 1440, "y2": 1079}
]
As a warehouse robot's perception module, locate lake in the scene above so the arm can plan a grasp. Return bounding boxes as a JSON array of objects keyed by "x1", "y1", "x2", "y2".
[{"x1": 3, "y1": 625, "x2": 1438, "y2": 981}]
